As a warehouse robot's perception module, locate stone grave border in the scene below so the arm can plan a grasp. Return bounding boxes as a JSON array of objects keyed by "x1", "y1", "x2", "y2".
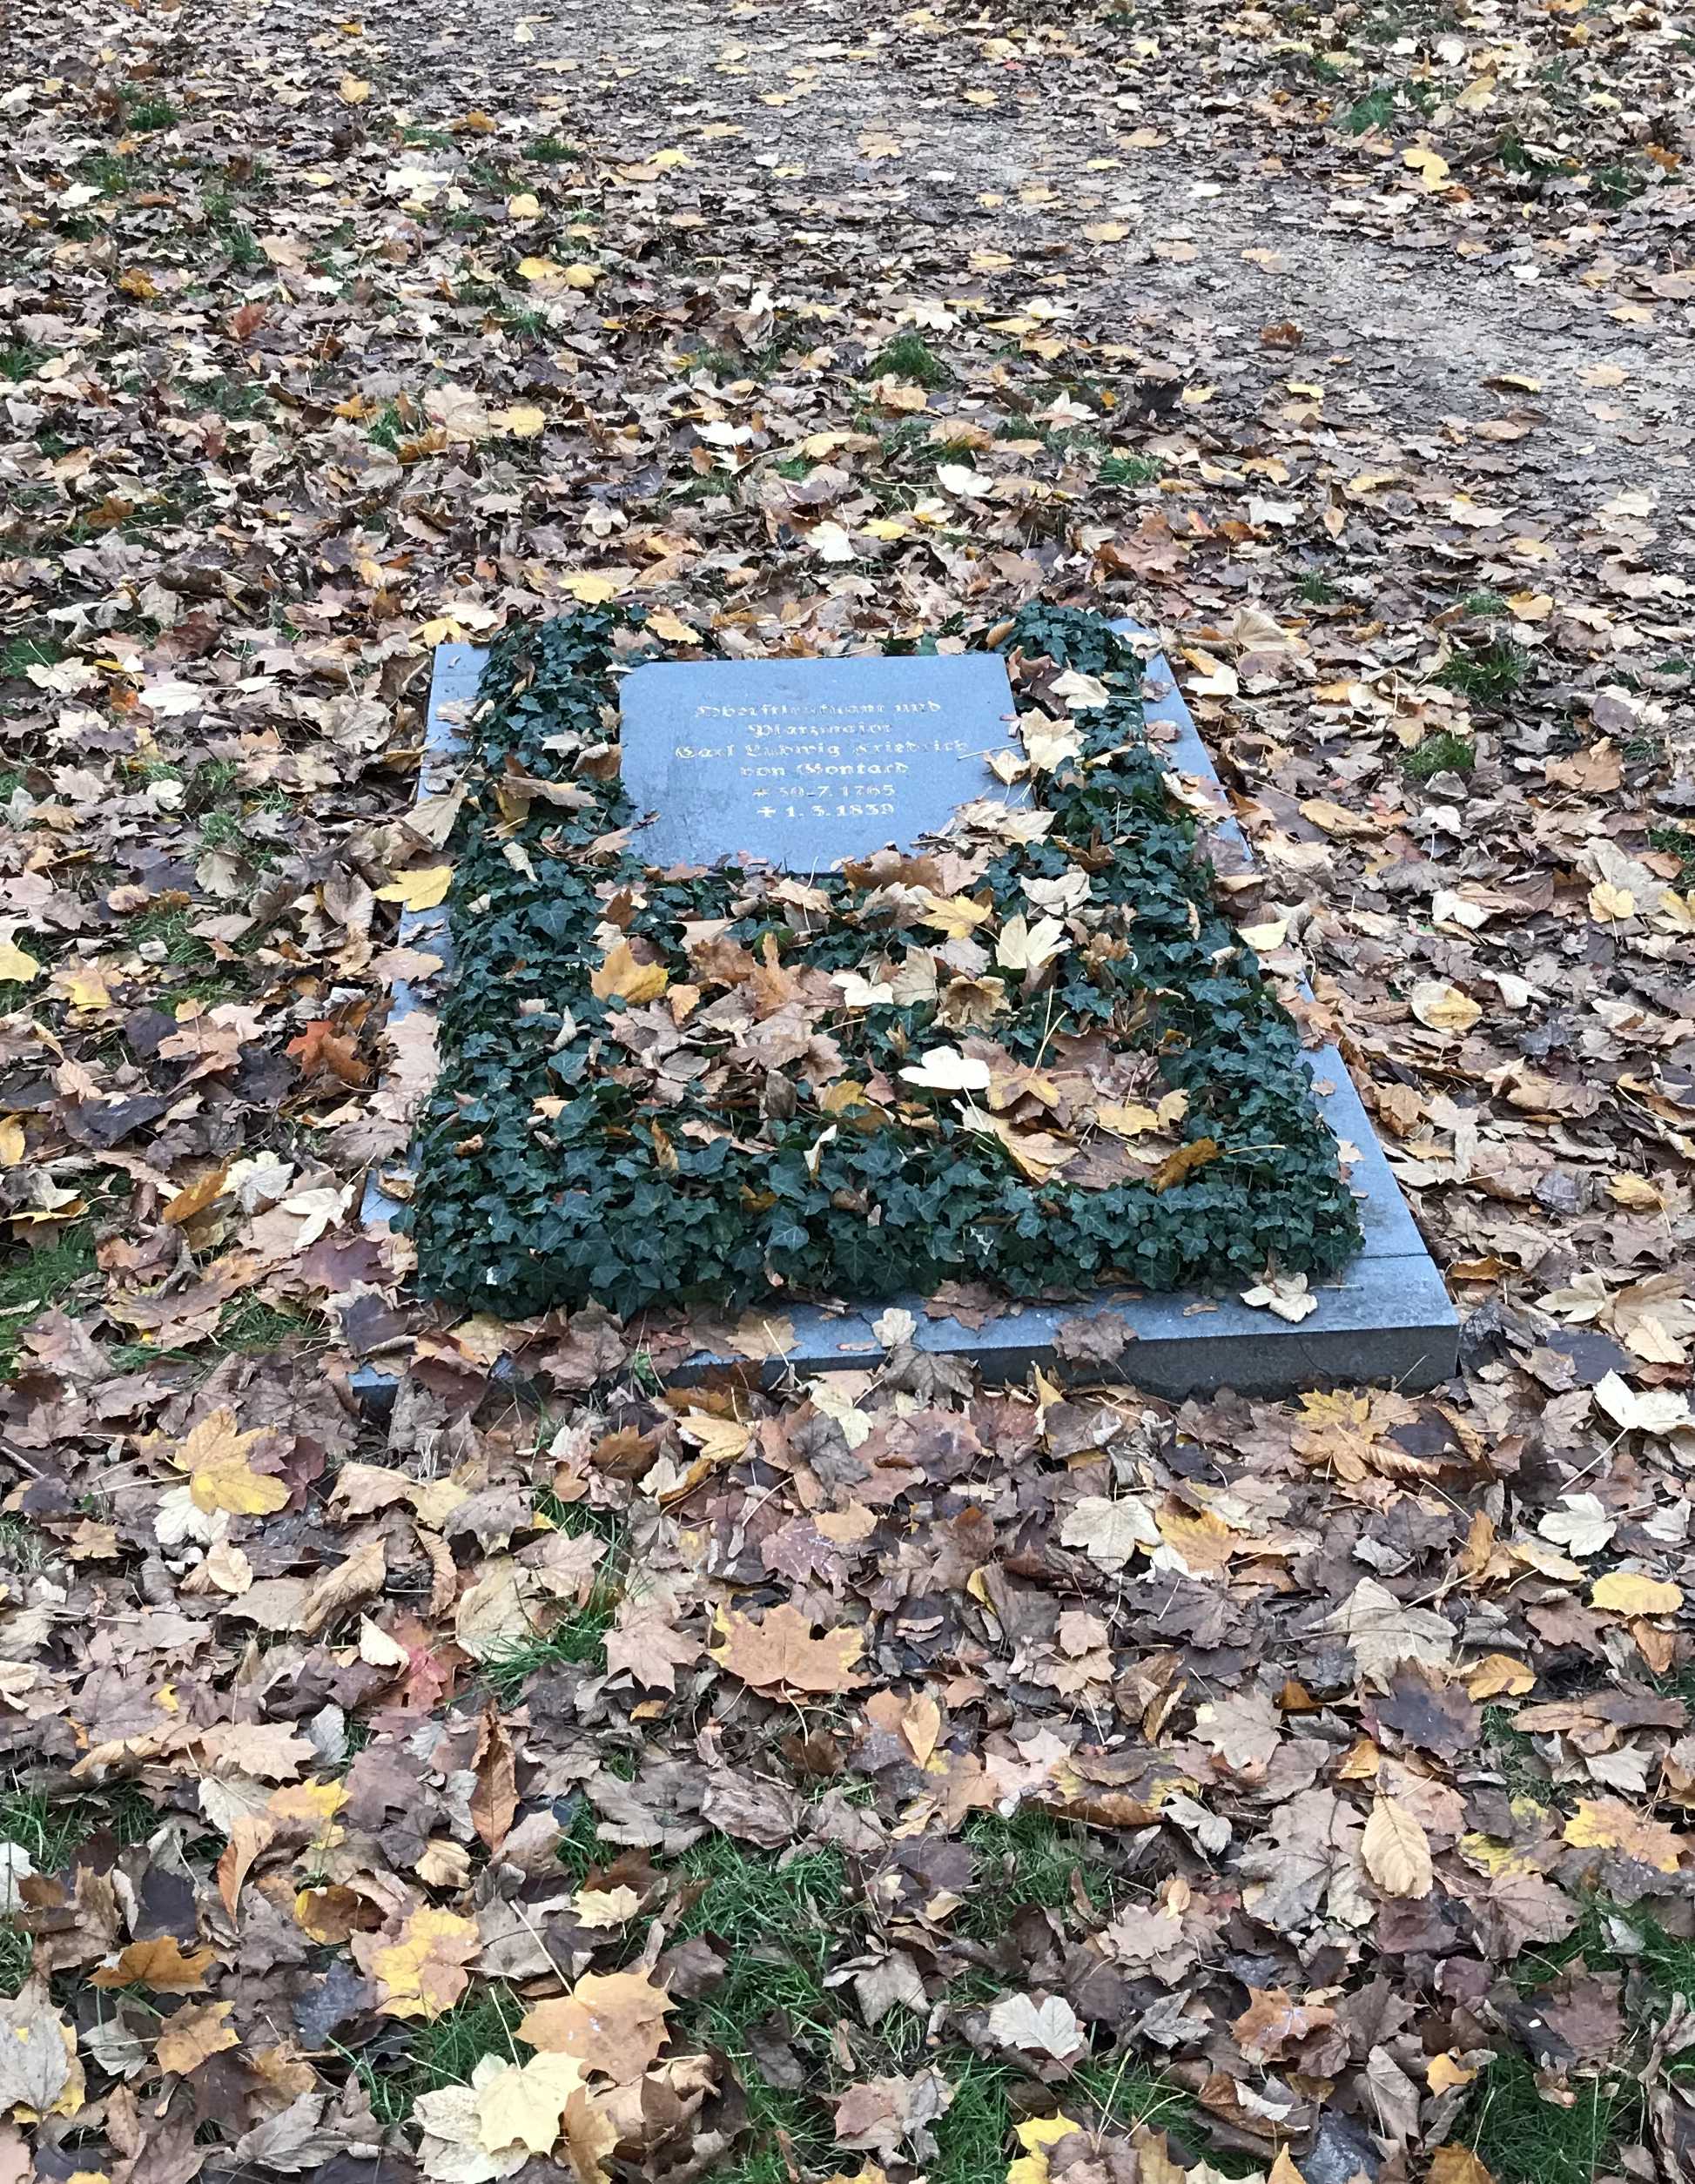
[{"x1": 353, "y1": 628, "x2": 1457, "y2": 1408}]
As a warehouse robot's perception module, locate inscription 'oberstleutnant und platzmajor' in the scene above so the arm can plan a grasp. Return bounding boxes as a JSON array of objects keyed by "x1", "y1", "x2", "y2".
[{"x1": 619, "y1": 652, "x2": 1022, "y2": 872}]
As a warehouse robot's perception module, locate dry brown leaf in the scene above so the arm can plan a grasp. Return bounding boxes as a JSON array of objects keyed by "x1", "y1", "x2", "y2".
[
  {"x1": 155, "y1": 1998, "x2": 239, "y2": 2075},
  {"x1": 518, "y1": 1969, "x2": 673, "y2": 2081},
  {"x1": 91, "y1": 1936, "x2": 215, "y2": 1991},
  {"x1": 710, "y1": 1603, "x2": 868, "y2": 1696},
  {"x1": 1362, "y1": 1797, "x2": 1434, "y2": 1898}
]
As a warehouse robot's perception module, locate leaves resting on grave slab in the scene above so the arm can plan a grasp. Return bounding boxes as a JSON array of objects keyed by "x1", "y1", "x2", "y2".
[{"x1": 407, "y1": 604, "x2": 1362, "y2": 1318}]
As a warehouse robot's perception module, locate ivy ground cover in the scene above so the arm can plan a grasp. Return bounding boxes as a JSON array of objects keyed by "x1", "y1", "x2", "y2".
[{"x1": 409, "y1": 604, "x2": 1362, "y2": 1320}]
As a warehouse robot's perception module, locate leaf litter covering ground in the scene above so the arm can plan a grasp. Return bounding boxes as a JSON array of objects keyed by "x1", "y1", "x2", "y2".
[{"x1": 1, "y1": 0, "x2": 1694, "y2": 2177}]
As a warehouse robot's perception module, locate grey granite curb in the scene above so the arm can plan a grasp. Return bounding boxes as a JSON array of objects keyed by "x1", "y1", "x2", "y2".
[{"x1": 353, "y1": 628, "x2": 1457, "y2": 1407}]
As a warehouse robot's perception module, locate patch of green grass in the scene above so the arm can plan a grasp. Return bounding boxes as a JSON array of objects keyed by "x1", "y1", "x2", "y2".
[
  {"x1": 867, "y1": 332, "x2": 951, "y2": 388},
  {"x1": 480, "y1": 1522, "x2": 627, "y2": 1700},
  {"x1": 683, "y1": 345, "x2": 743, "y2": 377},
  {"x1": 553, "y1": 1799, "x2": 625, "y2": 1886},
  {"x1": 675, "y1": 1837, "x2": 846, "y2": 1958},
  {"x1": 0, "y1": 1783, "x2": 158, "y2": 1872},
  {"x1": 197, "y1": 795, "x2": 284, "y2": 865},
  {"x1": 1650, "y1": 820, "x2": 1695, "y2": 879},
  {"x1": 1463, "y1": 589, "x2": 1510, "y2": 616},
  {"x1": 199, "y1": 192, "x2": 264, "y2": 266},
  {"x1": 128, "y1": 904, "x2": 214, "y2": 966},
  {"x1": 774, "y1": 455, "x2": 814, "y2": 480},
  {"x1": 1591, "y1": 159, "x2": 1645, "y2": 208},
  {"x1": 1480, "y1": 1704, "x2": 1551, "y2": 1802},
  {"x1": 77, "y1": 151, "x2": 134, "y2": 196},
  {"x1": 1297, "y1": 573, "x2": 1341, "y2": 604},
  {"x1": 1515, "y1": 1890, "x2": 1695, "y2": 2010},
  {"x1": 0, "y1": 1925, "x2": 32, "y2": 1999},
  {"x1": 671, "y1": 1839, "x2": 849, "y2": 2171},
  {"x1": 191, "y1": 373, "x2": 271, "y2": 421},
  {"x1": 1073, "y1": 2056, "x2": 1199, "y2": 2139},
  {"x1": 930, "y1": 2057, "x2": 1017, "y2": 2184},
  {"x1": 346, "y1": 1986, "x2": 526, "y2": 2126},
  {"x1": 124, "y1": 94, "x2": 178, "y2": 132},
  {"x1": 1343, "y1": 83, "x2": 1397, "y2": 134},
  {"x1": 0, "y1": 1226, "x2": 100, "y2": 1379},
  {"x1": 0, "y1": 1517, "x2": 50, "y2": 1574},
  {"x1": 1098, "y1": 452, "x2": 1162, "y2": 487},
  {"x1": 873, "y1": 415, "x2": 934, "y2": 463},
  {"x1": 201, "y1": 183, "x2": 264, "y2": 265},
  {"x1": 500, "y1": 306, "x2": 553, "y2": 339},
  {"x1": 525, "y1": 135, "x2": 579, "y2": 164},
  {"x1": 532, "y1": 1490, "x2": 624, "y2": 1548},
  {"x1": 414, "y1": 1986, "x2": 525, "y2": 2084},
  {"x1": 668, "y1": 474, "x2": 736, "y2": 506},
  {"x1": 1630, "y1": 1913, "x2": 1695, "y2": 2006},
  {"x1": 1436, "y1": 636, "x2": 1527, "y2": 707},
  {"x1": 0, "y1": 635, "x2": 66, "y2": 677},
  {"x1": 959, "y1": 1807, "x2": 1120, "y2": 1939},
  {"x1": 213, "y1": 1298, "x2": 319, "y2": 1355},
  {"x1": 1464, "y1": 2047, "x2": 1634, "y2": 2184},
  {"x1": 368, "y1": 402, "x2": 408, "y2": 452},
  {"x1": 1402, "y1": 729, "x2": 1477, "y2": 782},
  {"x1": 0, "y1": 347, "x2": 48, "y2": 386},
  {"x1": 185, "y1": 756, "x2": 240, "y2": 810},
  {"x1": 402, "y1": 128, "x2": 453, "y2": 151}
]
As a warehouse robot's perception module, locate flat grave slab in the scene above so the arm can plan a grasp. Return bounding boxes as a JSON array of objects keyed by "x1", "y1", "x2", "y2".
[
  {"x1": 355, "y1": 629, "x2": 1458, "y2": 1406},
  {"x1": 621, "y1": 650, "x2": 1023, "y2": 870}
]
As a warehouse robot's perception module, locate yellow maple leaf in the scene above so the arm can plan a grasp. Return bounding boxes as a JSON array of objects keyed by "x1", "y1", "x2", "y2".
[
  {"x1": 63, "y1": 969, "x2": 112, "y2": 1010},
  {"x1": 474, "y1": 2051, "x2": 589, "y2": 2154},
  {"x1": 918, "y1": 891, "x2": 992, "y2": 940},
  {"x1": 677, "y1": 1412, "x2": 750, "y2": 1463},
  {"x1": 520, "y1": 257, "x2": 598, "y2": 288},
  {"x1": 176, "y1": 1408, "x2": 289, "y2": 1516},
  {"x1": 375, "y1": 865, "x2": 453, "y2": 911},
  {"x1": 1403, "y1": 145, "x2": 1451, "y2": 191},
  {"x1": 1589, "y1": 881, "x2": 1636, "y2": 923},
  {"x1": 507, "y1": 192, "x2": 541, "y2": 218},
  {"x1": 1409, "y1": 978, "x2": 1482, "y2": 1033},
  {"x1": 1006, "y1": 2113, "x2": 1083, "y2": 2184},
  {"x1": 338, "y1": 73, "x2": 371, "y2": 102},
  {"x1": 1563, "y1": 1796, "x2": 1685, "y2": 1872},
  {"x1": 560, "y1": 572, "x2": 622, "y2": 603},
  {"x1": 269, "y1": 1777, "x2": 349, "y2": 1858},
  {"x1": 155, "y1": 1998, "x2": 238, "y2": 2075},
  {"x1": 494, "y1": 404, "x2": 548, "y2": 438},
  {"x1": 590, "y1": 942, "x2": 668, "y2": 1004},
  {"x1": 360, "y1": 1906, "x2": 481, "y2": 2020},
  {"x1": 1591, "y1": 1570, "x2": 1683, "y2": 1616},
  {"x1": 518, "y1": 1969, "x2": 672, "y2": 2080},
  {"x1": 0, "y1": 940, "x2": 42, "y2": 983}
]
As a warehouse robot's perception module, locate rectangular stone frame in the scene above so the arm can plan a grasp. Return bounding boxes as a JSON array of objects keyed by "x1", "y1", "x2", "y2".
[{"x1": 356, "y1": 634, "x2": 1458, "y2": 1402}]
